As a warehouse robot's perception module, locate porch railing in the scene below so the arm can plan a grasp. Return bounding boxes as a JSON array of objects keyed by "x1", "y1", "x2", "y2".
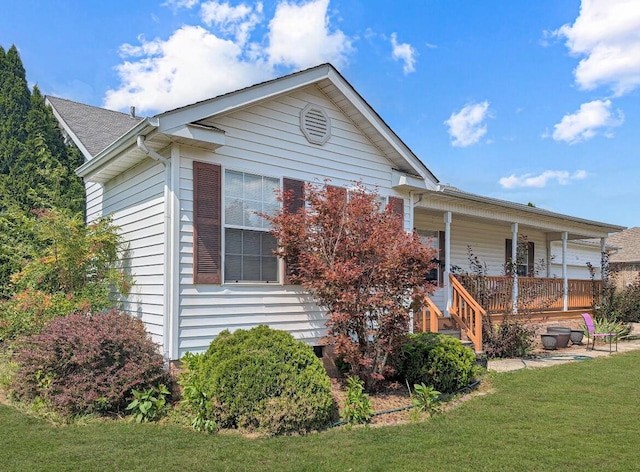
[
  {"x1": 449, "y1": 274, "x2": 485, "y2": 352},
  {"x1": 456, "y1": 275, "x2": 600, "y2": 314},
  {"x1": 420, "y1": 294, "x2": 443, "y2": 333}
]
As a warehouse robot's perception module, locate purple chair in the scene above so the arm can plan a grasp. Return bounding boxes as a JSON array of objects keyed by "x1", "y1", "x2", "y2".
[{"x1": 581, "y1": 313, "x2": 618, "y2": 353}]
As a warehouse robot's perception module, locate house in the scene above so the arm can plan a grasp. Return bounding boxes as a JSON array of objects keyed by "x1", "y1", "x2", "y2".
[
  {"x1": 46, "y1": 63, "x2": 624, "y2": 359},
  {"x1": 607, "y1": 227, "x2": 640, "y2": 287}
]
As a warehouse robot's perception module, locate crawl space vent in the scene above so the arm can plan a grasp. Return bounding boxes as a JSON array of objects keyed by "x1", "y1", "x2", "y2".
[{"x1": 300, "y1": 103, "x2": 331, "y2": 145}]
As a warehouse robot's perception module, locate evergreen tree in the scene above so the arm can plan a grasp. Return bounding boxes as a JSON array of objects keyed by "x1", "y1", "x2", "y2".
[{"x1": 0, "y1": 44, "x2": 86, "y2": 298}]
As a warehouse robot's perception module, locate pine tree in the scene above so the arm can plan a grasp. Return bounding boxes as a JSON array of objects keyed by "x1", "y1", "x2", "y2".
[{"x1": 0, "y1": 44, "x2": 86, "y2": 298}]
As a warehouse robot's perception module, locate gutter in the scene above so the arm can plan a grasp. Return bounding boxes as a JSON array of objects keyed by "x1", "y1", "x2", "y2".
[
  {"x1": 136, "y1": 135, "x2": 174, "y2": 362},
  {"x1": 433, "y1": 186, "x2": 625, "y2": 233}
]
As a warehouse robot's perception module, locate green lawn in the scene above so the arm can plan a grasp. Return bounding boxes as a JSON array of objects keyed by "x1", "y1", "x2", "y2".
[{"x1": 2, "y1": 351, "x2": 640, "y2": 471}]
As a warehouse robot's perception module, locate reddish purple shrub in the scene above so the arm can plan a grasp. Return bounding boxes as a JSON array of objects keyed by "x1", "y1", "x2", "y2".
[{"x1": 11, "y1": 309, "x2": 171, "y2": 416}]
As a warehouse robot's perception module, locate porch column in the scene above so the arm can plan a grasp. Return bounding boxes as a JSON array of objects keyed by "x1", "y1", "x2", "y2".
[
  {"x1": 562, "y1": 232, "x2": 568, "y2": 311},
  {"x1": 511, "y1": 223, "x2": 518, "y2": 313},
  {"x1": 444, "y1": 211, "x2": 452, "y2": 315}
]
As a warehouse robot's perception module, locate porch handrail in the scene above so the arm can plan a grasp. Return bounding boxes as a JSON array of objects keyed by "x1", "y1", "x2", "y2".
[
  {"x1": 456, "y1": 275, "x2": 600, "y2": 313},
  {"x1": 449, "y1": 274, "x2": 485, "y2": 352},
  {"x1": 421, "y1": 295, "x2": 443, "y2": 333}
]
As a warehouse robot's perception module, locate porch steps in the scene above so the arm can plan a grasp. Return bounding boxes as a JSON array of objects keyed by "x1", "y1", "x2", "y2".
[
  {"x1": 435, "y1": 328, "x2": 476, "y2": 354},
  {"x1": 439, "y1": 329, "x2": 475, "y2": 350}
]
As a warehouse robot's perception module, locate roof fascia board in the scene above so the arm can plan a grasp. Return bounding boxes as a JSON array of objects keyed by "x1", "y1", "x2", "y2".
[
  {"x1": 326, "y1": 68, "x2": 438, "y2": 187},
  {"x1": 76, "y1": 119, "x2": 156, "y2": 179},
  {"x1": 156, "y1": 65, "x2": 332, "y2": 132},
  {"x1": 391, "y1": 169, "x2": 427, "y2": 191},
  {"x1": 45, "y1": 97, "x2": 94, "y2": 161},
  {"x1": 162, "y1": 123, "x2": 226, "y2": 147},
  {"x1": 429, "y1": 188, "x2": 625, "y2": 234}
]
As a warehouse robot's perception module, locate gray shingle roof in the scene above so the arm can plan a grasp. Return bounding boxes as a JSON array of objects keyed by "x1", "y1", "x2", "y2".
[
  {"x1": 608, "y1": 227, "x2": 640, "y2": 263},
  {"x1": 46, "y1": 96, "x2": 143, "y2": 158}
]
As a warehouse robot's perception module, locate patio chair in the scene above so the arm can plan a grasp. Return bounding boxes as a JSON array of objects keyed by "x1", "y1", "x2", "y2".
[{"x1": 581, "y1": 313, "x2": 618, "y2": 353}]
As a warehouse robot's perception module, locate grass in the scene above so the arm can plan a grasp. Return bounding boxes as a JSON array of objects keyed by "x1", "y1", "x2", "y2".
[{"x1": 2, "y1": 351, "x2": 640, "y2": 471}]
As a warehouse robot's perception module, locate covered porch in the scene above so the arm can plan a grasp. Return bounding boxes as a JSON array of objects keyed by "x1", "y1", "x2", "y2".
[{"x1": 405, "y1": 185, "x2": 624, "y2": 351}]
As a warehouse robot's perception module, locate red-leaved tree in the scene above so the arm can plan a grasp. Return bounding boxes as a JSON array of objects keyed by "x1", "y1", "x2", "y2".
[{"x1": 264, "y1": 181, "x2": 437, "y2": 390}]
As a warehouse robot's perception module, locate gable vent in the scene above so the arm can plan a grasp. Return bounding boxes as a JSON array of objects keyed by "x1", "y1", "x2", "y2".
[{"x1": 300, "y1": 103, "x2": 331, "y2": 145}]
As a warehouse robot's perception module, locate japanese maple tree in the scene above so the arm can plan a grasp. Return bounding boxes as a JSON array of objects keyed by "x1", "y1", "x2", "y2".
[{"x1": 264, "y1": 181, "x2": 437, "y2": 390}]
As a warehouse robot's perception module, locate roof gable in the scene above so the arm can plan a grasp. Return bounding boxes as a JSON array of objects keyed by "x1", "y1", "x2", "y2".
[{"x1": 154, "y1": 63, "x2": 438, "y2": 187}]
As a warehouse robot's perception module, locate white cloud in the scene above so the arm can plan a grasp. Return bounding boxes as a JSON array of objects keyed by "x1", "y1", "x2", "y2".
[
  {"x1": 266, "y1": 0, "x2": 353, "y2": 69},
  {"x1": 553, "y1": 0, "x2": 640, "y2": 95},
  {"x1": 104, "y1": 25, "x2": 273, "y2": 113},
  {"x1": 550, "y1": 99, "x2": 624, "y2": 144},
  {"x1": 200, "y1": 1, "x2": 262, "y2": 43},
  {"x1": 390, "y1": 33, "x2": 416, "y2": 74},
  {"x1": 163, "y1": 0, "x2": 199, "y2": 10},
  {"x1": 499, "y1": 170, "x2": 588, "y2": 189},
  {"x1": 105, "y1": 0, "x2": 353, "y2": 114},
  {"x1": 444, "y1": 101, "x2": 491, "y2": 147}
]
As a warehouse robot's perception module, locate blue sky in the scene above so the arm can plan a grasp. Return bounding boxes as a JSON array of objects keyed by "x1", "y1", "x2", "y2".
[{"x1": 1, "y1": 0, "x2": 639, "y2": 228}]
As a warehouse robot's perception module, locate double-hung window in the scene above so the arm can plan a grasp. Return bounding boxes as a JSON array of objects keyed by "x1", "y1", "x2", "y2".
[{"x1": 224, "y1": 170, "x2": 279, "y2": 283}]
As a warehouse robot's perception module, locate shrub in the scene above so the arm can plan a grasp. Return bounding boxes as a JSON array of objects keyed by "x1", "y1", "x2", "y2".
[
  {"x1": 614, "y1": 276, "x2": 640, "y2": 323},
  {"x1": 394, "y1": 332, "x2": 477, "y2": 394},
  {"x1": 341, "y1": 376, "x2": 374, "y2": 426},
  {"x1": 10, "y1": 309, "x2": 171, "y2": 417},
  {"x1": 179, "y1": 326, "x2": 336, "y2": 436},
  {"x1": 0, "y1": 290, "x2": 78, "y2": 342},
  {"x1": 482, "y1": 318, "x2": 537, "y2": 358},
  {"x1": 0, "y1": 209, "x2": 131, "y2": 342}
]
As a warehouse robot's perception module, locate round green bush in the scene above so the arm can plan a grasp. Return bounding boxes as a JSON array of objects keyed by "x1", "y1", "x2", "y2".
[
  {"x1": 394, "y1": 332, "x2": 477, "y2": 394},
  {"x1": 181, "y1": 325, "x2": 336, "y2": 435},
  {"x1": 11, "y1": 309, "x2": 172, "y2": 417}
]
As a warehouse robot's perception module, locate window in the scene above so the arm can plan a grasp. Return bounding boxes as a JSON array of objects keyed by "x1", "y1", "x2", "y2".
[
  {"x1": 193, "y1": 162, "x2": 306, "y2": 285},
  {"x1": 224, "y1": 170, "x2": 279, "y2": 282},
  {"x1": 505, "y1": 238, "x2": 535, "y2": 277}
]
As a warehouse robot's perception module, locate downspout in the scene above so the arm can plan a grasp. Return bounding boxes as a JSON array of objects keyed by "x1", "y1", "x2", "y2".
[
  {"x1": 137, "y1": 135, "x2": 173, "y2": 362},
  {"x1": 511, "y1": 223, "x2": 519, "y2": 314},
  {"x1": 409, "y1": 192, "x2": 415, "y2": 334},
  {"x1": 562, "y1": 232, "x2": 568, "y2": 311}
]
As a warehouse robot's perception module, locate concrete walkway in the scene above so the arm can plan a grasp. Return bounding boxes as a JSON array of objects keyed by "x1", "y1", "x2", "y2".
[{"x1": 488, "y1": 337, "x2": 640, "y2": 372}]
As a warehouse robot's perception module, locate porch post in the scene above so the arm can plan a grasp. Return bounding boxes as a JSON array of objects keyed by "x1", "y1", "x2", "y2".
[
  {"x1": 562, "y1": 231, "x2": 568, "y2": 311},
  {"x1": 511, "y1": 223, "x2": 518, "y2": 313},
  {"x1": 444, "y1": 211, "x2": 452, "y2": 315}
]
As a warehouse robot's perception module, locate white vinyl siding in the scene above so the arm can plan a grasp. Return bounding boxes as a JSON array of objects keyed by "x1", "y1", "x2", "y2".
[
  {"x1": 102, "y1": 158, "x2": 166, "y2": 347},
  {"x1": 549, "y1": 241, "x2": 601, "y2": 279},
  {"x1": 85, "y1": 181, "x2": 103, "y2": 221},
  {"x1": 176, "y1": 84, "x2": 407, "y2": 357}
]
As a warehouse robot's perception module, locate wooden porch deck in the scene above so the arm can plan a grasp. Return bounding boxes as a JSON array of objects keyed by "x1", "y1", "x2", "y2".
[{"x1": 417, "y1": 275, "x2": 601, "y2": 352}]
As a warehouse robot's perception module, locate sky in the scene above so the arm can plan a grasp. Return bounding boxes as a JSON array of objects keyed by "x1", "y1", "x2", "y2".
[{"x1": 1, "y1": 0, "x2": 639, "y2": 228}]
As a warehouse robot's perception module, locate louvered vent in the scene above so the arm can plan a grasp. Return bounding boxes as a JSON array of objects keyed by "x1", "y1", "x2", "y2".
[{"x1": 300, "y1": 104, "x2": 331, "y2": 145}]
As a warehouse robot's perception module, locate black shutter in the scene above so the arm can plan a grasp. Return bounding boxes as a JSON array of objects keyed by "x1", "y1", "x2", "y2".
[
  {"x1": 193, "y1": 161, "x2": 221, "y2": 284},
  {"x1": 283, "y1": 178, "x2": 305, "y2": 285},
  {"x1": 505, "y1": 239, "x2": 513, "y2": 275},
  {"x1": 527, "y1": 241, "x2": 535, "y2": 276}
]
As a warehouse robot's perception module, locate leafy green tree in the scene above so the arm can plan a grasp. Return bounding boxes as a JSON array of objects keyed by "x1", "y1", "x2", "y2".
[{"x1": 0, "y1": 208, "x2": 132, "y2": 341}]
